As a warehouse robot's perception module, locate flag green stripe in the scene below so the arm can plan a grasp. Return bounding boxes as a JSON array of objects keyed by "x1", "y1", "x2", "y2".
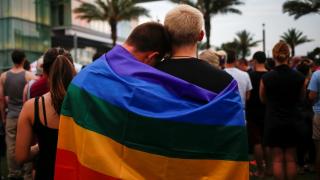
[{"x1": 62, "y1": 84, "x2": 248, "y2": 161}]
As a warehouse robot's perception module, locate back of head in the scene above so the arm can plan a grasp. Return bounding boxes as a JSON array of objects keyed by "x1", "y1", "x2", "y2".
[
  {"x1": 125, "y1": 22, "x2": 170, "y2": 61},
  {"x1": 199, "y1": 49, "x2": 220, "y2": 68},
  {"x1": 238, "y1": 58, "x2": 248, "y2": 66},
  {"x1": 49, "y1": 53, "x2": 76, "y2": 114},
  {"x1": 226, "y1": 50, "x2": 237, "y2": 64},
  {"x1": 272, "y1": 40, "x2": 290, "y2": 63},
  {"x1": 43, "y1": 47, "x2": 73, "y2": 75},
  {"x1": 296, "y1": 59, "x2": 312, "y2": 77},
  {"x1": 164, "y1": 4, "x2": 203, "y2": 47},
  {"x1": 11, "y1": 49, "x2": 26, "y2": 65},
  {"x1": 253, "y1": 51, "x2": 266, "y2": 64},
  {"x1": 23, "y1": 60, "x2": 31, "y2": 71}
]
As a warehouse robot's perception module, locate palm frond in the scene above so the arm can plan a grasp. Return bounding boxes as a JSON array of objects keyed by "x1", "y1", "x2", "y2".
[
  {"x1": 73, "y1": 2, "x2": 105, "y2": 21},
  {"x1": 283, "y1": 0, "x2": 320, "y2": 19}
]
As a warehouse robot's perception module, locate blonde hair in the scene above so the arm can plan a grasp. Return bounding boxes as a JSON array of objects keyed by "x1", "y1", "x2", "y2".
[
  {"x1": 164, "y1": 4, "x2": 203, "y2": 46},
  {"x1": 199, "y1": 49, "x2": 220, "y2": 68}
]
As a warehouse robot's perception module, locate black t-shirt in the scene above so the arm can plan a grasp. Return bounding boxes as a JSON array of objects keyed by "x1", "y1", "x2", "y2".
[
  {"x1": 246, "y1": 71, "x2": 267, "y2": 123},
  {"x1": 155, "y1": 58, "x2": 233, "y2": 94},
  {"x1": 262, "y1": 64, "x2": 305, "y2": 124}
]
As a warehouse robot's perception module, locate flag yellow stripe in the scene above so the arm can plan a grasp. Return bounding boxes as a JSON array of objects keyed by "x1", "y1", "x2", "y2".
[{"x1": 58, "y1": 115, "x2": 249, "y2": 180}]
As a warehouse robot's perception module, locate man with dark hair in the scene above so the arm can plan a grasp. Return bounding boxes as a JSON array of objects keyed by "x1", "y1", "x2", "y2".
[
  {"x1": 0, "y1": 49, "x2": 35, "y2": 179},
  {"x1": 225, "y1": 50, "x2": 252, "y2": 107},
  {"x1": 124, "y1": 22, "x2": 170, "y2": 65},
  {"x1": 246, "y1": 51, "x2": 269, "y2": 177}
]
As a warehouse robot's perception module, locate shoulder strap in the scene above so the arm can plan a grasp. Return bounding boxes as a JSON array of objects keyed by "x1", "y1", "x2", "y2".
[
  {"x1": 34, "y1": 97, "x2": 40, "y2": 125},
  {"x1": 41, "y1": 96, "x2": 48, "y2": 127}
]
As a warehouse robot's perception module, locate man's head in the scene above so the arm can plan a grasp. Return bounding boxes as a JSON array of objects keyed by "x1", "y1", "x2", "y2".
[
  {"x1": 272, "y1": 40, "x2": 290, "y2": 63},
  {"x1": 124, "y1": 22, "x2": 170, "y2": 65},
  {"x1": 11, "y1": 49, "x2": 26, "y2": 65},
  {"x1": 252, "y1": 51, "x2": 266, "y2": 64},
  {"x1": 164, "y1": 4, "x2": 204, "y2": 47},
  {"x1": 226, "y1": 50, "x2": 238, "y2": 64}
]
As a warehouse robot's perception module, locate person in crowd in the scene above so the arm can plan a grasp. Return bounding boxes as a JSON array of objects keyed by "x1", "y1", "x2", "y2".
[
  {"x1": 0, "y1": 49, "x2": 35, "y2": 179},
  {"x1": 199, "y1": 49, "x2": 220, "y2": 69},
  {"x1": 216, "y1": 50, "x2": 227, "y2": 69},
  {"x1": 29, "y1": 48, "x2": 73, "y2": 99},
  {"x1": 296, "y1": 60, "x2": 315, "y2": 174},
  {"x1": 237, "y1": 58, "x2": 250, "y2": 72},
  {"x1": 23, "y1": 60, "x2": 31, "y2": 71},
  {"x1": 15, "y1": 50, "x2": 76, "y2": 180},
  {"x1": 308, "y1": 61, "x2": 320, "y2": 179},
  {"x1": 266, "y1": 58, "x2": 276, "y2": 71},
  {"x1": 260, "y1": 41, "x2": 305, "y2": 180},
  {"x1": 246, "y1": 51, "x2": 269, "y2": 177},
  {"x1": 224, "y1": 50, "x2": 252, "y2": 107},
  {"x1": 156, "y1": 5, "x2": 233, "y2": 95}
]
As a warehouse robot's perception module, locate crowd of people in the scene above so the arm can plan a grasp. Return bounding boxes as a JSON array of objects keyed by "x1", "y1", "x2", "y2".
[{"x1": 0, "y1": 4, "x2": 318, "y2": 180}]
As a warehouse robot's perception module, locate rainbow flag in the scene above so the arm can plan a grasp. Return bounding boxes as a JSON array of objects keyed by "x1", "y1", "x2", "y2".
[{"x1": 55, "y1": 45, "x2": 249, "y2": 179}]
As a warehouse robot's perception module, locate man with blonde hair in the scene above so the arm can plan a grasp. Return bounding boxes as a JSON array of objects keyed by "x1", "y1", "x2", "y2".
[
  {"x1": 156, "y1": 4, "x2": 233, "y2": 94},
  {"x1": 155, "y1": 4, "x2": 249, "y2": 179}
]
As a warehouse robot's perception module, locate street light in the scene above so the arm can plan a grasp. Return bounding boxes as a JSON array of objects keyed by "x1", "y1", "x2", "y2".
[{"x1": 262, "y1": 23, "x2": 266, "y2": 53}]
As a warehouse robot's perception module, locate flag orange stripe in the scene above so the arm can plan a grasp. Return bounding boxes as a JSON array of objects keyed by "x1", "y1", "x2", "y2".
[
  {"x1": 55, "y1": 149, "x2": 119, "y2": 180},
  {"x1": 57, "y1": 115, "x2": 249, "y2": 179}
]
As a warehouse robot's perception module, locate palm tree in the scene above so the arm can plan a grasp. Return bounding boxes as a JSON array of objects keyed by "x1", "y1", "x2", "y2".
[
  {"x1": 74, "y1": 0, "x2": 149, "y2": 47},
  {"x1": 281, "y1": 28, "x2": 313, "y2": 56},
  {"x1": 171, "y1": 0, "x2": 244, "y2": 49},
  {"x1": 220, "y1": 40, "x2": 240, "y2": 54},
  {"x1": 234, "y1": 30, "x2": 260, "y2": 59},
  {"x1": 283, "y1": 0, "x2": 320, "y2": 19}
]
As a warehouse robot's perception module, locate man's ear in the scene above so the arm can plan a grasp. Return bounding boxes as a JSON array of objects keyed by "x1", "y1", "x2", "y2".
[
  {"x1": 145, "y1": 51, "x2": 160, "y2": 66},
  {"x1": 198, "y1": 30, "x2": 204, "y2": 41}
]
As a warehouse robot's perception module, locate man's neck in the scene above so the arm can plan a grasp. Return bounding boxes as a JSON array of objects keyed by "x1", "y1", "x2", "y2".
[
  {"x1": 275, "y1": 61, "x2": 288, "y2": 66},
  {"x1": 171, "y1": 44, "x2": 197, "y2": 58},
  {"x1": 255, "y1": 63, "x2": 267, "y2": 72},
  {"x1": 11, "y1": 64, "x2": 24, "y2": 72},
  {"x1": 225, "y1": 63, "x2": 236, "y2": 68}
]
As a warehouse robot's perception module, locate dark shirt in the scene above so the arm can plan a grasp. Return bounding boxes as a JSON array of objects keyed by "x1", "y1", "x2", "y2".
[
  {"x1": 30, "y1": 76, "x2": 49, "y2": 98},
  {"x1": 246, "y1": 71, "x2": 267, "y2": 124},
  {"x1": 155, "y1": 58, "x2": 233, "y2": 94},
  {"x1": 33, "y1": 96, "x2": 58, "y2": 180},
  {"x1": 262, "y1": 64, "x2": 305, "y2": 125}
]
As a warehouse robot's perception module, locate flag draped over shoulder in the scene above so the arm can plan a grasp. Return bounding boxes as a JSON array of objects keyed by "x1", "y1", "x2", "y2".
[{"x1": 55, "y1": 45, "x2": 249, "y2": 180}]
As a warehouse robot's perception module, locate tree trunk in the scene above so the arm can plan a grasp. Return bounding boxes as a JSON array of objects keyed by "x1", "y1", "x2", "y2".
[
  {"x1": 204, "y1": 12, "x2": 211, "y2": 49},
  {"x1": 109, "y1": 18, "x2": 117, "y2": 47},
  {"x1": 291, "y1": 44, "x2": 295, "y2": 57}
]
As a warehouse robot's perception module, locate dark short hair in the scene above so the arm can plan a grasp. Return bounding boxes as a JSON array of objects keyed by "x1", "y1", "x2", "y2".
[
  {"x1": 11, "y1": 49, "x2": 26, "y2": 64},
  {"x1": 226, "y1": 50, "x2": 237, "y2": 64},
  {"x1": 23, "y1": 60, "x2": 31, "y2": 71},
  {"x1": 253, "y1": 51, "x2": 266, "y2": 64},
  {"x1": 125, "y1": 22, "x2": 170, "y2": 61}
]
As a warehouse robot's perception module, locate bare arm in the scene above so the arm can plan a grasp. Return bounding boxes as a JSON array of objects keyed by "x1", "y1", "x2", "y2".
[
  {"x1": 259, "y1": 80, "x2": 266, "y2": 104},
  {"x1": 246, "y1": 91, "x2": 251, "y2": 101},
  {"x1": 15, "y1": 99, "x2": 38, "y2": 164},
  {"x1": 25, "y1": 71, "x2": 36, "y2": 82},
  {"x1": 0, "y1": 73, "x2": 6, "y2": 123},
  {"x1": 309, "y1": 91, "x2": 317, "y2": 102},
  {"x1": 22, "y1": 83, "x2": 28, "y2": 103}
]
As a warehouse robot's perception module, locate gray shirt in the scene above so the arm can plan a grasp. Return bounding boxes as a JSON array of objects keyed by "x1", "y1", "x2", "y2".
[{"x1": 4, "y1": 71, "x2": 26, "y2": 118}]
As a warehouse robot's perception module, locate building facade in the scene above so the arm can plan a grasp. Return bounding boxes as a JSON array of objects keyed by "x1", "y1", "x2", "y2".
[
  {"x1": 0, "y1": 0, "x2": 51, "y2": 70},
  {"x1": 0, "y1": 0, "x2": 135, "y2": 70}
]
